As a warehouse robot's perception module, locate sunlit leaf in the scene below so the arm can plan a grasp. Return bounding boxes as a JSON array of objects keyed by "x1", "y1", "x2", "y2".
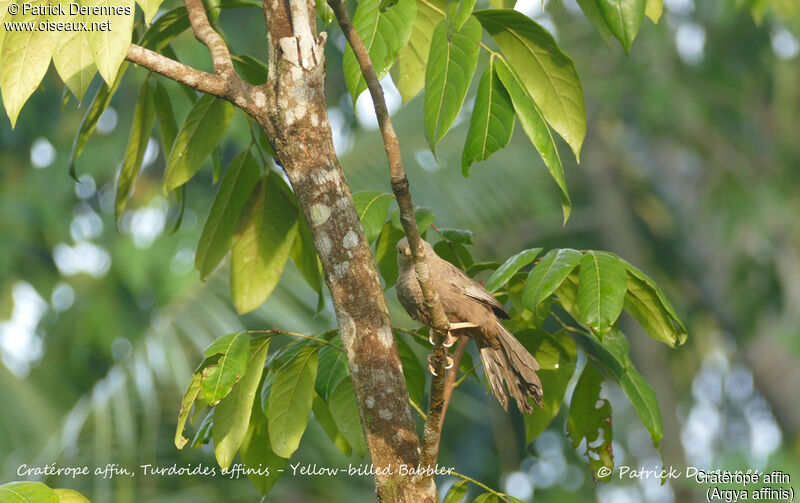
[
  {"x1": 375, "y1": 221, "x2": 404, "y2": 288},
  {"x1": 443, "y1": 479, "x2": 468, "y2": 503},
  {"x1": 451, "y1": 0, "x2": 477, "y2": 31},
  {"x1": 485, "y1": 247, "x2": 542, "y2": 293},
  {"x1": 52, "y1": 10, "x2": 97, "y2": 101},
  {"x1": 645, "y1": 0, "x2": 662, "y2": 22},
  {"x1": 575, "y1": 0, "x2": 614, "y2": 43},
  {"x1": 116, "y1": 79, "x2": 157, "y2": 220},
  {"x1": 567, "y1": 363, "x2": 613, "y2": 481},
  {"x1": 213, "y1": 336, "x2": 270, "y2": 469},
  {"x1": 343, "y1": 0, "x2": 415, "y2": 101},
  {"x1": 394, "y1": 0, "x2": 445, "y2": 102},
  {"x1": 596, "y1": 0, "x2": 646, "y2": 54},
  {"x1": 423, "y1": 16, "x2": 481, "y2": 153},
  {"x1": 85, "y1": 0, "x2": 134, "y2": 84},
  {"x1": 268, "y1": 345, "x2": 318, "y2": 458},
  {"x1": 353, "y1": 191, "x2": 392, "y2": 243},
  {"x1": 462, "y1": 58, "x2": 515, "y2": 175},
  {"x1": 577, "y1": 251, "x2": 626, "y2": 337},
  {"x1": 0, "y1": 481, "x2": 58, "y2": 503},
  {"x1": 195, "y1": 150, "x2": 261, "y2": 278},
  {"x1": 201, "y1": 332, "x2": 251, "y2": 405},
  {"x1": 312, "y1": 392, "x2": 352, "y2": 456},
  {"x1": 53, "y1": 488, "x2": 92, "y2": 503},
  {"x1": 494, "y1": 58, "x2": 571, "y2": 222},
  {"x1": 163, "y1": 94, "x2": 235, "y2": 193},
  {"x1": 522, "y1": 248, "x2": 582, "y2": 317},
  {"x1": 240, "y1": 404, "x2": 288, "y2": 495},
  {"x1": 175, "y1": 371, "x2": 202, "y2": 448},
  {"x1": 474, "y1": 9, "x2": 586, "y2": 161}
]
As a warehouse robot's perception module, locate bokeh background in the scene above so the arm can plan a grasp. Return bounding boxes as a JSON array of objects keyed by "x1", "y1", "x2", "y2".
[{"x1": 1, "y1": 0, "x2": 799, "y2": 501}]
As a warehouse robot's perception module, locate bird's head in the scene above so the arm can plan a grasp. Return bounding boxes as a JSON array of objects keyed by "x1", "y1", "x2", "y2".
[{"x1": 396, "y1": 237, "x2": 435, "y2": 270}]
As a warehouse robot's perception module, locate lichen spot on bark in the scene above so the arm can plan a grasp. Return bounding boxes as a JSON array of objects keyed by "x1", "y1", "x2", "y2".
[
  {"x1": 366, "y1": 396, "x2": 376, "y2": 408},
  {"x1": 343, "y1": 230, "x2": 359, "y2": 249},
  {"x1": 318, "y1": 234, "x2": 332, "y2": 256},
  {"x1": 378, "y1": 409, "x2": 392, "y2": 420},
  {"x1": 333, "y1": 261, "x2": 351, "y2": 278},
  {"x1": 377, "y1": 326, "x2": 393, "y2": 348},
  {"x1": 254, "y1": 91, "x2": 266, "y2": 108},
  {"x1": 310, "y1": 204, "x2": 331, "y2": 226}
]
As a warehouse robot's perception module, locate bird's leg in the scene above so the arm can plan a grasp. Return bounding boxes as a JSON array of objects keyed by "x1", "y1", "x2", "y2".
[
  {"x1": 429, "y1": 322, "x2": 478, "y2": 348},
  {"x1": 427, "y1": 353, "x2": 454, "y2": 376}
]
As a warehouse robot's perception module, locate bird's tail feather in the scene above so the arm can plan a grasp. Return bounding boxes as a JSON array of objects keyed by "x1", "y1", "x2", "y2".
[{"x1": 479, "y1": 322, "x2": 543, "y2": 414}]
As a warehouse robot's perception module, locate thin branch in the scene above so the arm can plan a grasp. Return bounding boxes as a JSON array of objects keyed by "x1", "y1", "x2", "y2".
[
  {"x1": 247, "y1": 329, "x2": 345, "y2": 351},
  {"x1": 450, "y1": 471, "x2": 512, "y2": 503},
  {"x1": 184, "y1": 0, "x2": 235, "y2": 75},
  {"x1": 410, "y1": 400, "x2": 428, "y2": 421},
  {"x1": 454, "y1": 362, "x2": 482, "y2": 388},
  {"x1": 126, "y1": 44, "x2": 228, "y2": 96},
  {"x1": 439, "y1": 336, "x2": 468, "y2": 431},
  {"x1": 327, "y1": 0, "x2": 453, "y2": 476}
]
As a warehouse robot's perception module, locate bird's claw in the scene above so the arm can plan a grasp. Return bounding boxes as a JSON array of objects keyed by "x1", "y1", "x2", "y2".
[
  {"x1": 427, "y1": 354, "x2": 454, "y2": 376},
  {"x1": 429, "y1": 322, "x2": 476, "y2": 347}
]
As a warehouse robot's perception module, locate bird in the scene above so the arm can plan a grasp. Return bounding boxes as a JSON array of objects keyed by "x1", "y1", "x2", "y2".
[{"x1": 395, "y1": 237, "x2": 543, "y2": 414}]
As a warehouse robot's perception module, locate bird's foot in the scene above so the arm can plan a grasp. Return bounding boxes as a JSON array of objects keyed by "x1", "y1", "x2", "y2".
[
  {"x1": 429, "y1": 323, "x2": 477, "y2": 347},
  {"x1": 427, "y1": 353, "x2": 454, "y2": 376}
]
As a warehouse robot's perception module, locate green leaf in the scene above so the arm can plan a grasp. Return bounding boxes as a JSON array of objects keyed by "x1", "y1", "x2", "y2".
[
  {"x1": 328, "y1": 377, "x2": 367, "y2": 458},
  {"x1": 438, "y1": 228, "x2": 473, "y2": 244},
  {"x1": 52, "y1": 11, "x2": 97, "y2": 101},
  {"x1": 451, "y1": 0, "x2": 477, "y2": 31},
  {"x1": 489, "y1": 0, "x2": 515, "y2": 8},
  {"x1": 554, "y1": 270, "x2": 581, "y2": 321},
  {"x1": 152, "y1": 80, "x2": 178, "y2": 155},
  {"x1": 53, "y1": 489, "x2": 92, "y2": 503},
  {"x1": 485, "y1": 247, "x2": 542, "y2": 293},
  {"x1": 433, "y1": 240, "x2": 473, "y2": 269},
  {"x1": 442, "y1": 479, "x2": 468, "y2": 503},
  {"x1": 596, "y1": 0, "x2": 646, "y2": 54},
  {"x1": 136, "y1": 0, "x2": 164, "y2": 24},
  {"x1": 138, "y1": 6, "x2": 189, "y2": 51},
  {"x1": 195, "y1": 150, "x2": 261, "y2": 278},
  {"x1": 601, "y1": 329, "x2": 663, "y2": 446},
  {"x1": 423, "y1": 16, "x2": 481, "y2": 153},
  {"x1": 343, "y1": 0, "x2": 415, "y2": 101},
  {"x1": 232, "y1": 54, "x2": 268, "y2": 85},
  {"x1": 390, "y1": 206, "x2": 436, "y2": 234},
  {"x1": 494, "y1": 58, "x2": 571, "y2": 223},
  {"x1": 213, "y1": 336, "x2": 270, "y2": 469},
  {"x1": 201, "y1": 332, "x2": 251, "y2": 405},
  {"x1": 353, "y1": 191, "x2": 393, "y2": 243},
  {"x1": 86, "y1": 0, "x2": 134, "y2": 84},
  {"x1": 0, "y1": 0, "x2": 55, "y2": 127},
  {"x1": 375, "y1": 221, "x2": 404, "y2": 288},
  {"x1": 175, "y1": 371, "x2": 202, "y2": 448},
  {"x1": 268, "y1": 345, "x2": 318, "y2": 458},
  {"x1": 518, "y1": 329, "x2": 577, "y2": 442},
  {"x1": 240, "y1": 403, "x2": 288, "y2": 495},
  {"x1": 522, "y1": 248, "x2": 582, "y2": 316},
  {"x1": 462, "y1": 59, "x2": 515, "y2": 176},
  {"x1": 567, "y1": 363, "x2": 613, "y2": 481},
  {"x1": 474, "y1": 9, "x2": 586, "y2": 161},
  {"x1": 620, "y1": 258, "x2": 687, "y2": 341},
  {"x1": 163, "y1": 94, "x2": 235, "y2": 193},
  {"x1": 231, "y1": 175, "x2": 299, "y2": 314},
  {"x1": 575, "y1": 0, "x2": 614, "y2": 43},
  {"x1": 191, "y1": 409, "x2": 214, "y2": 448},
  {"x1": 394, "y1": 0, "x2": 445, "y2": 102},
  {"x1": 623, "y1": 273, "x2": 686, "y2": 346},
  {"x1": 116, "y1": 80, "x2": 157, "y2": 220},
  {"x1": 313, "y1": 392, "x2": 352, "y2": 456},
  {"x1": 315, "y1": 339, "x2": 348, "y2": 399},
  {"x1": 315, "y1": 0, "x2": 335, "y2": 24},
  {"x1": 473, "y1": 494, "x2": 501, "y2": 503},
  {"x1": 0, "y1": 481, "x2": 58, "y2": 503},
  {"x1": 577, "y1": 251, "x2": 626, "y2": 337},
  {"x1": 645, "y1": 0, "x2": 662, "y2": 23},
  {"x1": 290, "y1": 216, "x2": 323, "y2": 294},
  {"x1": 395, "y1": 336, "x2": 425, "y2": 409}
]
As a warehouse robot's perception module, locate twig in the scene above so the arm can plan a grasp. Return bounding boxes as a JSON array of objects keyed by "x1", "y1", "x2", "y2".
[
  {"x1": 410, "y1": 400, "x2": 428, "y2": 421},
  {"x1": 454, "y1": 362, "x2": 482, "y2": 388},
  {"x1": 327, "y1": 0, "x2": 453, "y2": 476},
  {"x1": 184, "y1": 0, "x2": 235, "y2": 76},
  {"x1": 246, "y1": 329, "x2": 345, "y2": 351},
  {"x1": 450, "y1": 471, "x2": 512, "y2": 502},
  {"x1": 439, "y1": 336, "x2": 468, "y2": 431}
]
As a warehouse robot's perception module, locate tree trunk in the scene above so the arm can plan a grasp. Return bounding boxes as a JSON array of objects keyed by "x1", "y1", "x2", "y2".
[{"x1": 252, "y1": 3, "x2": 436, "y2": 500}]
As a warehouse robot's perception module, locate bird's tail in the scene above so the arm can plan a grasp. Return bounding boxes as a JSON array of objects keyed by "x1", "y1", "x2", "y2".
[{"x1": 479, "y1": 322, "x2": 543, "y2": 414}]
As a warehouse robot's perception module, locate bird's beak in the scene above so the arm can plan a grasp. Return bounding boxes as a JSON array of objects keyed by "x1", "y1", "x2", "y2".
[{"x1": 403, "y1": 247, "x2": 411, "y2": 256}]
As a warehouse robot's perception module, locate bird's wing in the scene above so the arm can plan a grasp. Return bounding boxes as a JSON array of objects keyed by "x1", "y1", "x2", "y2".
[{"x1": 464, "y1": 283, "x2": 510, "y2": 319}]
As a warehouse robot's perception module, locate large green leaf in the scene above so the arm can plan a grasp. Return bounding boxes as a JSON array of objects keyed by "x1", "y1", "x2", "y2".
[
  {"x1": 195, "y1": 150, "x2": 261, "y2": 278},
  {"x1": 212, "y1": 336, "x2": 270, "y2": 469},
  {"x1": 152, "y1": 79, "x2": 178, "y2": 156},
  {"x1": 474, "y1": 9, "x2": 586, "y2": 161},
  {"x1": 268, "y1": 345, "x2": 318, "y2": 458},
  {"x1": 518, "y1": 329, "x2": 577, "y2": 442},
  {"x1": 343, "y1": 0, "x2": 415, "y2": 101},
  {"x1": 315, "y1": 339, "x2": 349, "y2": 399},
  {"x1": 462, "y1": 58, "x2": 515, "y2": 176},
  {"x1": 575, "y1": 0, "x2": 614, "y2": 43},
  {"x1": 522, "y1": 248, "x2": 582, "y2": 316},
  {"x1": 240, "y1": 403, "x2": 288, "y2": 495},
  {"x1": 353, "y1": 191, "x2": 392, "y2": 243},
  {"x1": 175, "y1": 371, "x2": 202, "y2": 448},
  {"x1": 596, "y1": 0, "x2": 646, "y2": 54},
  {"x1": 52, "y1": 9, "x2": 97, "y2": 101},
  {"x1": 442, "y1": 479, "x2": 468, "y2": 503},
  {"x1": 85, "y1": 0, "x2": 134, "y2": 84},
  {"x1": 201, "y1": 332, "x2": 251, "y2": 405},
  {"x1": 577, "y1": 251, "x2": 626, "y2": 337},
  {"x1": 394, "y1": 0, "x2": 445, "y2": 102},
  {"x1": 375, "y1": 221, "x2": 404, "y2": 288},
  {"x1": 620, "y1": 258, "x2": 687, "y2": 342},
  {"x1": 485, "y1": 247, "x2": 542, "y2": 293},
  {"x1": 136, "y1": 0, "x2": 164, "y2": 24},
  {"x1": 624, "y1": 273, "x2": 686, "y2": 346},
  {"x1": 451, "y1": 0, "x2": 477, "y2": 31},
  {"x1": 645, "y1": 0, "x2": 662, "y2": 22},
  {"x1": 312, "y1": 392, "x2": 352, "y2": 456},
  {"x1": 0, "y1": 481, "x2": 58, "y2": 503},
  {"x1": 395, "y1": 336, "x2": 425, "y2": 410},
  {"x1": 567, "y1": 363, "x2": 613, "y2": 481},
  {"x1": 52, "y1": 489, "x2": 92, "y2": 503},
  {"x1": 163, "y1": 94, "x2": 235, "y2": 193},
  {"x1": 0, "y1": 0, "x2": 55, "y2": 127},
  {"x1": 231, "y1": 175, "x2": 299, "y2": 314},
  {"x1": 328, "y1": 377, "x2": 367, "y2": 458},
  {"x1": 494, "y1": 57, "x2": 571, "y2": 223},
  {"x1": 290, "y1": 215, "x2": 322, "y2": 295},
  {"x1": 423, "y1": 16, "x2": 481, "y2": 153},
  {"x1": 116, "y1": 80, "x2": 157, "y2": 220}
]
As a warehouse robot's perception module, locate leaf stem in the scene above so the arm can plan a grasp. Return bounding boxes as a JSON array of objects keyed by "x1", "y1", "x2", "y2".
[{"x1": 246, "y1": 329, "x2": 344, "y2": 351}]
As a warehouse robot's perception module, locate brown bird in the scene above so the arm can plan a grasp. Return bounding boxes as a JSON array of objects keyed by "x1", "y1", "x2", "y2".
[{"x1": 396, "y1": 237, "x2": 543, "y2": 413}]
